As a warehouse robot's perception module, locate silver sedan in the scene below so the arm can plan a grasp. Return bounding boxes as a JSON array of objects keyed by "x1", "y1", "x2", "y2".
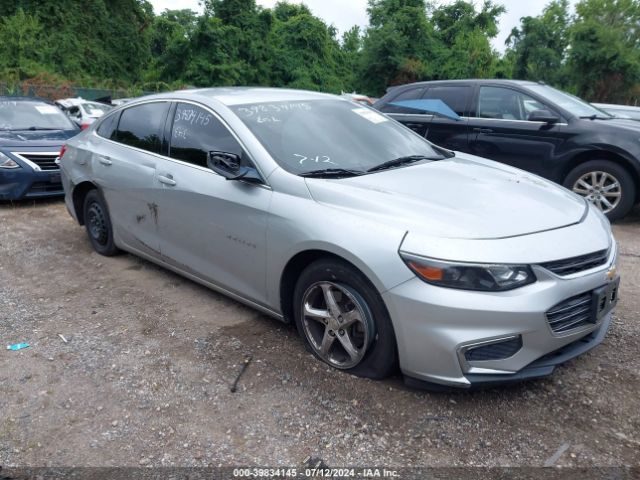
[{"x1": 59, "y1": 88, "x2": 620, "y2": 389}]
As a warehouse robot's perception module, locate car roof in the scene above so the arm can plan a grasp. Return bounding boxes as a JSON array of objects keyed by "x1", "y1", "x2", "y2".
[
  {"x1": 0, "y1": 96, "x2": 51, "y2": 103},
  {"x1": 55, "y1": 97, "x2": 98, "y2": 107},
  {"x1": 387, "y1": 79, "x2": 542, "y2": 92},
  {"x1": 141, "y1": 87, "x2": 339, "y2": 107}
]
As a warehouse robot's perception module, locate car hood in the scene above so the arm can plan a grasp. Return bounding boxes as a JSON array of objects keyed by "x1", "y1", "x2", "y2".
[
  {"x1": 305, "y1": 153, "x2": 587, "y2": 240},
  {"x1": 0, "y1": 129, "x2": 78, "y2": 148}
]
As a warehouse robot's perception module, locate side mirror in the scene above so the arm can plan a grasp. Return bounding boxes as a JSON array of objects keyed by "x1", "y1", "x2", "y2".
[
  {"x1": 528, "y1": 109, "x2": 560, "y2": 124},
  {"x1": 207, "y1": 151, "x2": 263, "y2": 184}
]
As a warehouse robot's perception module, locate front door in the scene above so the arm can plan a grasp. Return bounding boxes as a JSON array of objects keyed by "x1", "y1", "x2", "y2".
[
  {"x1": 467, "y1": 86, "x2": 565, "y2": 177},
  {"x1": 155, "y1": 102, "x2": 272, "y2": 305}
]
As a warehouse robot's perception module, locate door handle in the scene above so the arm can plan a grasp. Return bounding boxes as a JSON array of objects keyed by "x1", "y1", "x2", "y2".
[
  {"x1": 98, "y1": 155, "x2": 112, "y2": 166},
  {"x1": 473, "y1": 128, "x2": 494, "y2": 134},
  {"x1": 158, "y1": 174, "x2": 176, "y2": 186}
]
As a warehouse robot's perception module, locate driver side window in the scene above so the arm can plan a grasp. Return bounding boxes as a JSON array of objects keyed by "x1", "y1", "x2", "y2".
[
  {"x1": 169, "y1": 103, "x2": 245, "y2": 168},
  {"x1": 477, "y1": 87, "x2": 551, "y2": 121}
]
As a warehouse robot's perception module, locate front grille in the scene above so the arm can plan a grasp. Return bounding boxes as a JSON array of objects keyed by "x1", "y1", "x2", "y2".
[
  {"x1": 15, "y1": 152, "x2": 59, "y2": 171},
  {"x1": 546, "y1": 292, "x2": 594, "y2": 333},
  {"x1": 464, "y1": 336, "x2": 523, "y2": 361},
  {"x1": 540, "y1": 249, "x2": 609, "y2": 276}
]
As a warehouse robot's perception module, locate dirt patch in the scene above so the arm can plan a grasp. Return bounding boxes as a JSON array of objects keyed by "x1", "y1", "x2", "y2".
[{"x1": 1, "y1": 200, "x2": 639, "y2": 467}]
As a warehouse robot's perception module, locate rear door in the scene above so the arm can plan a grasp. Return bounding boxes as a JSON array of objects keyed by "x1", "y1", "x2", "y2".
[
  {"x1": 377, "y1": 86, "x2": 428, "y2": 135},
  {"x1": 379, "y1": 84, "x2": 472, "y2": 152},
  {"x1": 92, "y1": 101, "x2": 170, "y2": 256},
  {"x1": 467, "y1": 85, "x2": 565, "y2": 176},
  {"x1": 420, "y1": 84, "x2": 472, "y2": 151},
  {"x1": 155, "y1": 101, "x2": 272, "y2": 305}
]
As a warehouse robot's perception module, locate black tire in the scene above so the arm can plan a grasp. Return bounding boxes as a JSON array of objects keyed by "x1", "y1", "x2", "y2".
[
  {"x1": 563, "y1": 160, "x2": 636, "y2": 221},
  {"x1": 83, "y1": 189, "x2": 120, "y2": 256},
  {"x1": 293, "y1": 258, "x2": 397, "y2": 379}
]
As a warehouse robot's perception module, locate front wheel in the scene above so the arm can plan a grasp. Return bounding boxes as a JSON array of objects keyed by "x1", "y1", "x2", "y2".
[
  {"x1": 293, "y1": 259, "x2": 397, "y2": 379},
  {"x1": 563, "y1": 160, "x2": 636, "y2": 221}
]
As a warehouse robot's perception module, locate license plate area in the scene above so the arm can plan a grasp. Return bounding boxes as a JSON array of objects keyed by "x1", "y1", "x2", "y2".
[{"x1": 591, "y1": 277, "x2": 620, "y2": 323}]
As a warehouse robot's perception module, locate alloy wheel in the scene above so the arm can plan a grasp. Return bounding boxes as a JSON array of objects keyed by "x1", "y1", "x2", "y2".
[
  {"x1": 572, "y1": 171, "x2": 622, "y2": 214},
  {"x1": 301, "y1": 282, "x2": 373, "y2": 369}
]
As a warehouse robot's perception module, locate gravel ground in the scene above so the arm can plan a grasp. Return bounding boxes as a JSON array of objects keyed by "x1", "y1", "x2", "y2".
[{"x1": 0, "y1": 200, "x2": 639, "y2": 468}]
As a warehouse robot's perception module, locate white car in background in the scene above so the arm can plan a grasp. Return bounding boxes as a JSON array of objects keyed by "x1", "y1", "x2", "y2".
[
  {"x1": 55, "y1": 98, "x2": 113, "y2": 130},
  {"x1": 592, "y1": 102, "x2": 640, "y2": 121}
]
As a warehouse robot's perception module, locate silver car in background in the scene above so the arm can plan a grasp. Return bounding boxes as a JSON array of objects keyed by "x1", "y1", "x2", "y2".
[{"x1": 59, "y1": 88, "x2": 619, "y2": 389}]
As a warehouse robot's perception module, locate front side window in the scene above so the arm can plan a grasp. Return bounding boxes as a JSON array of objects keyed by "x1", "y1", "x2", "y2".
[
  {"x1": 114, "y1": 102, "x2": 170, "y2": 154},
  {"x1": 0, "y1": 100, "x2": 76, "y2": 131},
  {"x1": 169, "y1": 103, "x2": 244, "y2": 168},
  {"x1": 231, "y1": 99, "x2": 444, "y2": 175},
  {"x1": 477, "y1": 87, "x2": 551, "y2": 121},
  {"x1": 423, "y1": 86, "x2": 471, "y2": 117}
]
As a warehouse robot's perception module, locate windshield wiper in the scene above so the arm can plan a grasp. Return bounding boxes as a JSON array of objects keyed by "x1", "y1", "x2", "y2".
[
  {"x1": 9, "y1": 126, "x2": 63, "y2": 131},
  {"x1": 299, "y1": 168, "x2": 366, "y2": 178},
  {"x1": 367, "y1": 154, "x2": 440, "y2": 173}
]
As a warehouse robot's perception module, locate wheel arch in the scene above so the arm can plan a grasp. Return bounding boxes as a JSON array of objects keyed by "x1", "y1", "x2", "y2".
[
  {"x1": 279, "y1": 249, "x2": 384, "y2": 324},
  {"x1": 71, "y1": 181, "x2": 98, "y2": 225},
  {"x1": 563, "y1": 150, "x2": 640, "y2": 202}
]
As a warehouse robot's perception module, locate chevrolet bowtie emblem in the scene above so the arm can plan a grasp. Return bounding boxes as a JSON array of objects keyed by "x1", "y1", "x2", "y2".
[{"x1": 607, "y1": 265, "x2": 618, "y2": 280}]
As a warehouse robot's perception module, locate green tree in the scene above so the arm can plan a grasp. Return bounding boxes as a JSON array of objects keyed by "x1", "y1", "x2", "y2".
[
  {"x1": 267, "y1": 2, "x2": 346, "y2": 92},
  {"x1": 0, "y1": 0, "x2": 153, "y2": 84},
  {"x1": 146, "y1": 9, "x2": 199, "y2": 83},
  {"x1": 359, "y1": 0, "x2": 435, "y2": 95},
  {"x1": 506, "y1": 0, "x2": 570, "y2": 86},
  {"x1": 431, "y1": 0, "x2": 505, "y2": 79},
  {"x1": 0, "y1": 9, "x2": 44, "y2": 77},
  {"x1": 567, "y1": 0, "x2": 640, "y2": 102}
]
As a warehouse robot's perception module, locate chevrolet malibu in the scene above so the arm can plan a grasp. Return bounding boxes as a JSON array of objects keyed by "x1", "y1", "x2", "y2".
[{"x1": 59, "y1": 88, "x2": 620, "y2": 389}]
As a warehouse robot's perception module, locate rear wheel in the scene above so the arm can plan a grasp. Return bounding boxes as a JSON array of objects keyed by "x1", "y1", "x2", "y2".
[
  {"x1": 83, "y1": 189, "x2": 120, "y2": 256},
  {"x1": 293, "y1": 258, "x2": 397, "y2": 379},
  {"x1": 563, "y1": 160, "x2": 635, "y2": 221}
]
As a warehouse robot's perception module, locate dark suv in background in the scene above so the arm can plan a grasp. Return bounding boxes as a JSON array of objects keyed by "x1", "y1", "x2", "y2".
[{"x1": 375, "y1": 79, "x2": 640, "y2": 220}]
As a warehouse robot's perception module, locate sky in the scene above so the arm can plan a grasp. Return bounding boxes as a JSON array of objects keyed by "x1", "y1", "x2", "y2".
[{"x1": 148, "y1": 0, "x2": 578, "y2": 53}]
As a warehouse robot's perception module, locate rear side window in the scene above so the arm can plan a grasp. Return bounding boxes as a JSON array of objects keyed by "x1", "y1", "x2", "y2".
[
  {"x1": 169, "y1": 103, "x2": 244, "y2": 168},
  {"x1": 114, "y1": 102, "x2": 170, "y2": 154},
  {"x1": 378, "y1": 87, "x2": 425, "y2": 114},
  {"x1": 96, "y1": 112, "x2": 120, "y2": 140},
  {"x1": 423, "y1": 86, "x2": 471, "y2": 117}
]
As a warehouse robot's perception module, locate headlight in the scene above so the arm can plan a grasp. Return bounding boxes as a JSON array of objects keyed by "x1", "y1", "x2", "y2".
[
  {"x1": 400, "y1": 253, "x2": 536, "y2": 291},
  {"x1": 0, "y1": 152, "x2": 20, "y2": 169}
]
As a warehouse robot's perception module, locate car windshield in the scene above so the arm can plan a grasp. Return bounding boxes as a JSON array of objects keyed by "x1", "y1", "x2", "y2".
[
  {"x1": 0, "y1": 99, "x2": 76, "y2": 130},
  {"x1": 527, "y1": 85, "x2": 612, "y2": 119},
  {"x1": 231, "y1": 99, "x2": 444, "y2": 175},
  {"x1": 81, "y1": 102, "x2": 112, "y2": 118}
]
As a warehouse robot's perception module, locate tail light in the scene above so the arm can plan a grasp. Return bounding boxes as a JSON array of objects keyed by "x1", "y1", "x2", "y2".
[
  {"x1": 80, "y1": 123, "x2": 90, "y2": 130},
  {"x1": 56, "y1": 145, "x2": 67, "y2": 166}
]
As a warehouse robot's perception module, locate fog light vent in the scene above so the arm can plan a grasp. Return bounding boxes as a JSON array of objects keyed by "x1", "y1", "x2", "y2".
[{"x1": 464, "y1": 336, "x2": 523, "y2": 362}]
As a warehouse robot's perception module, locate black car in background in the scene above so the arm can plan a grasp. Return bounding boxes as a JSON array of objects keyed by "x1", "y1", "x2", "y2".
[
  {"x1": 0, "y1": 97, "x2": 79, "y2": 200},
  {"x1": 375, "y1": 79, "x2": 640, "y2": 220}
]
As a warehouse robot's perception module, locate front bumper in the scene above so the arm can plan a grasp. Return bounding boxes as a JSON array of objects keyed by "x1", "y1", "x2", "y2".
[
  {"x1": 383, "y1": 245, "x2": 618, "y2": 388},
  {"x1": 0, "y1": 151, "x2": 63, "y2": 200}
]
